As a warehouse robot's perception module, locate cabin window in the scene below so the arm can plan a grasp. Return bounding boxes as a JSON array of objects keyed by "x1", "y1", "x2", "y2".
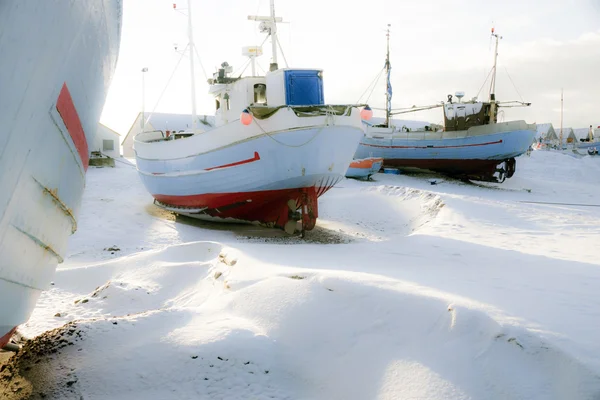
[
  {"x1": 254, "y1": 84, "x2": 267, "y2": 104},
  {"x1": 103, "y1": 139, "x2": 114, "y2": 151},
  {"x1": 224, "y1": 93, "x2": 230, "y2": 111},
  {"x1": 215, "y1": 98, "x2": 221, "y2": 110}
]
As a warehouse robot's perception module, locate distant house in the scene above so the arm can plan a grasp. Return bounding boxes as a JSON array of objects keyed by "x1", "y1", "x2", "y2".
[
  {"x1": 121, "y1": 112, "x2": 215, "y2": 158},
  {"x1": 556, "y1": 127, "x2": 576, "y2": 145},
  {"x1": 91, "y1": 123, "x2": 121, "y2": 159},
  {"x1": 573, "y1": 126, "x2": 597, "y2": 142},
  {"x1": 535, "y1": 123, "x2": 558, "y2": 144}
]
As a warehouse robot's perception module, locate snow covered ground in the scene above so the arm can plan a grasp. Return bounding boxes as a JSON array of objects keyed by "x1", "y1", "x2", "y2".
[{"x1": 4, "y1": 151, "x2": 600, "y2": 399}]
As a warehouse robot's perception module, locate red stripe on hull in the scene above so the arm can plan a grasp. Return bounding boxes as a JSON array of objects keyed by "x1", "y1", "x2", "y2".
[
  {"x1": 154, "y1": 185, "x2": 334, "y2": 229},
  {"x1": 362, "y1": 139, "x2": 502, "y2": 149},
  {"x1": 0, "y1": 326, "x2": 17, "y2": 349},
  {"x1": 205, "y1": 152, "x2": 261, "y2": 171},
  {"x1": 56, "y1": 83, "x2": 89, "y2": 171}
]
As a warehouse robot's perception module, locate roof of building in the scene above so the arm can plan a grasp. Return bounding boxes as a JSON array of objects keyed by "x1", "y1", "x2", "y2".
[
  {"x1": 99, "y1": 123, "x2": 122, "y2": 136},
  {"x1": 556, "y1": 127, "x2": 575, "y2": 135},
  {"x1": 573, "y1": 127, "x2": 593, "y2": 140},
  {"x1": 535, "y1": 123, "x2": 555, "y2": 139}
]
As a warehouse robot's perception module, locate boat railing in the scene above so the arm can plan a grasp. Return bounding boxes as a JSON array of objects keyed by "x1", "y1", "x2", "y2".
[{"x1": 135, "y1": 129, "x2": 195, "y2": 144}]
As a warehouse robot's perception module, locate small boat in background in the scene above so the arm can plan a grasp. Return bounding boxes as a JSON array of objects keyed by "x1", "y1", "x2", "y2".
[
  {"x1": 0, "y1": 1, "x2": 122, "y2": 348},
  {"x1": 134, "y1": 0, "x2": 367, "y2": 235},
  {"x1": 345, "y1": 157, "x2": 383, "y2": 179},
  {"x1": 354, "y1": 27, "x2": 536, "y2": 183}
]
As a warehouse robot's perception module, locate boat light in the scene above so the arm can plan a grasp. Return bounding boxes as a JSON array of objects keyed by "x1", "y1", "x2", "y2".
[
  {"x1": 241, "y1": 108, "x2": 253, "y2": 125},
  {"x1": 360, "y1": 105, "x2": 373, "y2": 121}
]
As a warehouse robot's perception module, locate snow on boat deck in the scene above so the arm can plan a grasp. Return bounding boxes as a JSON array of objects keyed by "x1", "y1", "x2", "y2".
[{"x1": 3, "y1": 151, "x2": 600, "y2": 399}]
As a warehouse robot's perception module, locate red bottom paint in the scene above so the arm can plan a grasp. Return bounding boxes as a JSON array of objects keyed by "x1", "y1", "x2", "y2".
[
  {"x1": 0, "y1": 326, "x2": 17, "y2": 349},
  {"x1": 154, "y1": 184, "x2": 336, "y2": 230}
]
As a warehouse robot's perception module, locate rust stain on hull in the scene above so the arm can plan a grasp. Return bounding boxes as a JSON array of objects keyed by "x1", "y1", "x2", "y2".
[{"x1": 33, "y1": 178, "x2": 77, "y2": 234}]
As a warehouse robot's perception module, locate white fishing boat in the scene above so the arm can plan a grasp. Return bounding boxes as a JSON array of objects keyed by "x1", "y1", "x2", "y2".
[
  {"x1": 0, "y1": 1, "x2": 122, "y2": 348},
  {"x1": 134, "y1": 0, "x2": 368, "y2": 235},
  {"x1": 354, "y1": 27, "x2": 536, "y2": 182}
]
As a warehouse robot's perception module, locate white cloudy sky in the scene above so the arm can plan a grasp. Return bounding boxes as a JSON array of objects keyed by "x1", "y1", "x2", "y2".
[{"x1": 101, "y1": 0, "x2": 600, "y2": 134}]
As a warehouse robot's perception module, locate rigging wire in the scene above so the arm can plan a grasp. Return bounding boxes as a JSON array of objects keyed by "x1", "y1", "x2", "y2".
[
  {"x1": 256, "y1": 62, "x2": 267, "y2": 74},
  {"x1": 144, "y1": 44, "x2": 189, "y2": 126},
  {"x1": 476, "y1": 67, "x2": 494, "y2": 99},
  {"x1": 275, "y1": 35, "x2": 289, "y2": 68},
  {"x1": 503, "y1": 66, "x2": 525, "y2": 103},
  {"x1": 234, "y1": 58, "x2": 253, "y2": 78},
  {"x1": 356, "y1": 68, "x2": 385, "y2": 104},
  {"x1": 192, "y1": 45, "x2": 209, "y2": 81}
]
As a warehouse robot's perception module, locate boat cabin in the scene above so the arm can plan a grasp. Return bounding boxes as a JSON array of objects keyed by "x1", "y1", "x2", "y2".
[
  {"x1": 208, "y1": 63, "x2": 324, "y2": 127},
  {"x1": 443, "y1": 101, "x2": 492, "y2": 132}
]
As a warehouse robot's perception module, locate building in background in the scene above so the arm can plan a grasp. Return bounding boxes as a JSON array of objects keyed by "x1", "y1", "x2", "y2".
[
  {"x1": 535, "y1": 123, "x2": 559, "y2": 146},
  {"x1": 122, "y1": 112, "x2": 215, "y2": 158},
  {"x1": 92, "y1": 123, "x2": 121, "y2": 159}
]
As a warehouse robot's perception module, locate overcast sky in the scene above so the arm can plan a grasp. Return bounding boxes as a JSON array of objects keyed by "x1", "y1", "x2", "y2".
[{"x1": 100, "y1": 0, "x2": 600, "y2": 135}]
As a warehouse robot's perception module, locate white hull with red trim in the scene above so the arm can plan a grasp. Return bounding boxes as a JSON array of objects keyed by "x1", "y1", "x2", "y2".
[
  {"x1": 134, "y1": 107, "x2": 364, "y2": 230},
  {"x1": 0, "y1": 1, "x2": 122, "y2": 347}
]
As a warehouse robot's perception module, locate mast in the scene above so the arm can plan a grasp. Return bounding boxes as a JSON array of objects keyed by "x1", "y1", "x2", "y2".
[
  {"x1": 560, "y1": 88, "x2": 564, "y2": 146},
  {"x1": 385, "y1": 24, "x2": 392, "y2": 127},
  {"x1": 489, "y1": 27, "x2": 502, "y2": 124},
  {"x1": 248, "y1": 0, "x2": 284, "y2": 72},
  {"x1": 269, "y1": 0, "x2": 278, "y2": 71},
  {"x1": 187, "y1": 0, "x2": 197, "y2": 133}
]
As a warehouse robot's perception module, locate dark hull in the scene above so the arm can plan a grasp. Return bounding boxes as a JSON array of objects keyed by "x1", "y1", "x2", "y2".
[{"x1": 384, "y1": 158, "x2": 515, "y2": 181}]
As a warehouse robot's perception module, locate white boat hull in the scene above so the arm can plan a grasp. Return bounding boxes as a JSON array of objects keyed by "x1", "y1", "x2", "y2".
[
  {"x1": 355, "y1": 121, "x2": 536, "y2": 181},
  {"x1": 135, "y1": 108, "x2": 363, "y2": 230},
  {"x1": 0, "y1": 0, "x2": 122, "y2": 346}
]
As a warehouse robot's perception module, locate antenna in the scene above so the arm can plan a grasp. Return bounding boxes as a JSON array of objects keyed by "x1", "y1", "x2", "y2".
[
  {"x1": 489, "y1": 26, "x2": 502, "y2": 123},
  {"x1": 173, "y1": 2, "x2": 198, "y2": 133},
  {"x1": 385, "y1": 24, "x2": 392, "y2": 127},
  {"x1": 248, "y1": 0, "x2": 285, "y2": 72},
  {"x1": 560, "y1": 88, "x2": 563, "y2": 146}
]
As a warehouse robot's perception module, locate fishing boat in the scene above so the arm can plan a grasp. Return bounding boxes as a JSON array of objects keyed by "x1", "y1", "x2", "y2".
[
  {"x1": 134, "y1": 0, "x2": 368, "y2": 235},
  {"x1": 354, "y1": 27, "x2": 536, "y2": 183},
  {"x1": 0, "y1": 1, "x2": 122, "y2": 348},
  {"x1": 345, "y1": 157, "x2": 383, "y2": 179}
]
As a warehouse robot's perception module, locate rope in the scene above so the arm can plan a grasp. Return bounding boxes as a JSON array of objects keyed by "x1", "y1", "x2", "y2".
[
  {"x1": 250, "y1": 109, "x2": 342, "y2": 148},
  {"x1": 503, "y1": 66, "x2": 525, "y2": 102}
]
